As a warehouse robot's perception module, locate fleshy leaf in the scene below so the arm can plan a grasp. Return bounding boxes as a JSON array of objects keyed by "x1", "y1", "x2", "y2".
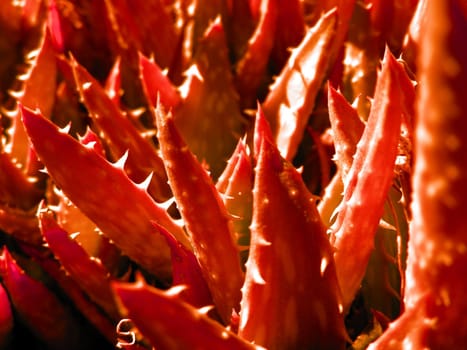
[
  {"x1": 156, "y1": 104, "x2": 244, "y2": 324},
  {"x1": 327, "y1": 84, "x2": 365, "y2": 179},
  {"x1": 20, "y1": 106, "x2": 189, "y2": 281},
  {"x1": 0, "y1": 150, "x2": 42, "y2": 210},
  {"x1": 39, "y1": 206, "x2": 119, "y2": 320},
  {"x1": 155, "y1": 222, "x2": 214, "y2": 309},
  {"x1": 139, "y1": 52, "x2": 181, "y2": 110},
  {"x1": 0, "y1": 204, "x2": 41, "y2": 245},
  {"x1": 235, "y1": 0, "x2": 277, "y2": 108},
  {"x1": 71, "y1": 56, "x2": 172, "y2": 202},
  {"x1": 9, "y1": 26, "x2": 57, "y2": 167},
  {"x1": 0, "y1": 283, "x2": 13, "y2": 348},
  {"x1": 238, "y1": 122, "x2": 347, "y2": 349},
  {"x1": 269, "y1": 0, "x2": 305, "y2": 70},
  {"x1": 370, "y1": 1, "x2": 467, "y2": 348},
  {"x1": 113, "y1": 280, "x2": 262, "y2": 350},
  {"x1": 102, "y1": 0, "x2": 178, "y2": 70},
  {"x1": 262, "y1": 9, "x2": 337, "y2": 160},
  {"x1": 19, "y1": 243, "x2": 117, "y2": 343},
  {"x1": 175, "y1": 18, "x2": 245, "y2": 179},
  {"x1": 223, "y1": 0, "x2": 255, "y2": 62},
  {"x1": 52, "y1": 187, "x2": 122, "y2": 275},
  {"x1": 0, "y1": 248, "x2": 92, "y2": 349},
  {"x1": 330, "y1": 49, "x2": 403, "y2": 311},
  {"x1": 216, "y1": 139, "x2": 254, "y2": 267}
]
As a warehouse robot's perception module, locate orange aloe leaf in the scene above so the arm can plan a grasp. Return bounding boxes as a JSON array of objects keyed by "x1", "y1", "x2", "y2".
[
  {"x1": 155, "y1": 222, "x2": 214, "y2": 309},
  {"x1": 9, "y1": 26, "x2": 57, "y2": 167},
  {"x1": 175, "y1": 18, "x2": 245, "y2": 179},
  {"x1": 139, "y1": 52, "x2": 181, "y2": 110},
  {"x1": 330, "y1": 49, "x2": 403, "y2": 311},
  {"x1": 20, "y1": 106, "x2": 189, "y2": 281},
  {"x1": 71, "y1": 56, "x2": 172, "y2": 202},
  {"x1": 39, "y1": 206, "x2": 119, "y2": 321},
  {"x1": 369, "y1": 0, "x2": 467, "y2": 348},
  {"x1": 262, "y1": 9, "x2": 337, "y2": 161},
  {"x1": 238, "y1": 118, "x2": 347, "y2": 349},
  {"x1": 327, "y1": 84, "x2": 365, "y2": 179},
  {"x1": 155, "y1": 104, "x2": 244, "y2": 324},
  {"x1": 113, "y1": 280, "x2": 262, "y2": 350},
  {"x1": 216, "y1": 138, "x2": 254, "y2": 267},
  {"x1": 235, "y1": 0, "x2": 277, "y2": 108}
]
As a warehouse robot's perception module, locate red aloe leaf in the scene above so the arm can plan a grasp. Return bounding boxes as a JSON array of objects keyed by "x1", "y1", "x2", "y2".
[
  {"x1": 71, "y1": 56, "x2": 172, "y2": 202},
  {"x1": 0, "y1": 248, "x2": 92, "y2": 349},
  {"x1": 235, "y1": 0, "x2": 277, "y2": 108},
  {"x1": 53, "y1": 190, "x2": 124, "y2": 277},
  {"x1": 39, "y1": 206, "x2": 119, "y2": 320},
  {"x1": 262, "y1": 9, "x2": 337, "y2": 161},
  {"x1": 0, "y1": 283, "x2": 13, "y2": 347},
  {"x1": 20, "y1": 106, "x2": 189, "y2": 281},
  {"x1": 239, "y1": 124, "x2": 347, "y2": 349},
  {"x1": 327, "y1": 84, "x2": 365, "y2": 179},
  {"x1": 20, "y1": 243, "x2": 117, "y2": 343},
  {"x1": 330, "y1": 49, "x2": 403, "y2": 311},
  {"x1": 139, "y1": 52, "x2": 181, "y2": 110},
  {"x1": 370, "y1": 1, "x2": 467, "y2": 348},
  {"x1": 156, "y1": 104, "x2": 244, "y2": 324},
  {"x1": 113, "y1": 280, "x2": 262, "y2": 350},
  {"x1": 0, "y1": 150, "x2": 42, "y2": 210},
  {"x1": 216, "y1": 139, "x2": 254, "y2": 267},
  {"x1": 9, "y1": 26, "x2": 57, "y2": 166},
  {"x1": 154, "y1": 222, "x2": 213, "y2": 309},
  {"x1": 175, "y1": 18, "x2": 245, "y2": 179}
]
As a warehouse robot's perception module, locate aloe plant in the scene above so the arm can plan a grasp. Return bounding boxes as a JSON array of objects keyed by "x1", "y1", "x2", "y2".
[{"x1": 0, "y1": 0, "x2": 466, "y2": 349}]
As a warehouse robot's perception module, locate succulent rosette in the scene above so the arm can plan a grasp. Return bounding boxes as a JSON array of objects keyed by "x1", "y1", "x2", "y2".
[{"x1": 0, "y1": 0, "x2": 466, "y2": 349}]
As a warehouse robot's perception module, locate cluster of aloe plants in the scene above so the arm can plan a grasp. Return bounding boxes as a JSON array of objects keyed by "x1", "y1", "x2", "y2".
[{"x1": 0, "y1": 0, "x2": 466, "y2": 349}]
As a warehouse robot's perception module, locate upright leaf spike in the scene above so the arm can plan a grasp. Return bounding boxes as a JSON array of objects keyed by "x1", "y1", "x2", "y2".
[
  {"x1": 155, "y1": 103, "x2": 244, "y2": 325},
  {"x1": 330, "y1": 49, "x2": 403, "y2": 312},
  {"x1": 235, "y1": 0, "x2": 278, "y2": 108},
  {"x1": 239, "y1": 123, "x2": 346, "y2": 349},
  {"x1": 262, "y1": 9, "x2": 337, "y2": 160}
]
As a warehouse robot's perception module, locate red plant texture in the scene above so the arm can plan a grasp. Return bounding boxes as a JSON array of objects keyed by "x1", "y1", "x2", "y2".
[{"x1": 0, "y1": 0, "x2": 466, "y2": 349}]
